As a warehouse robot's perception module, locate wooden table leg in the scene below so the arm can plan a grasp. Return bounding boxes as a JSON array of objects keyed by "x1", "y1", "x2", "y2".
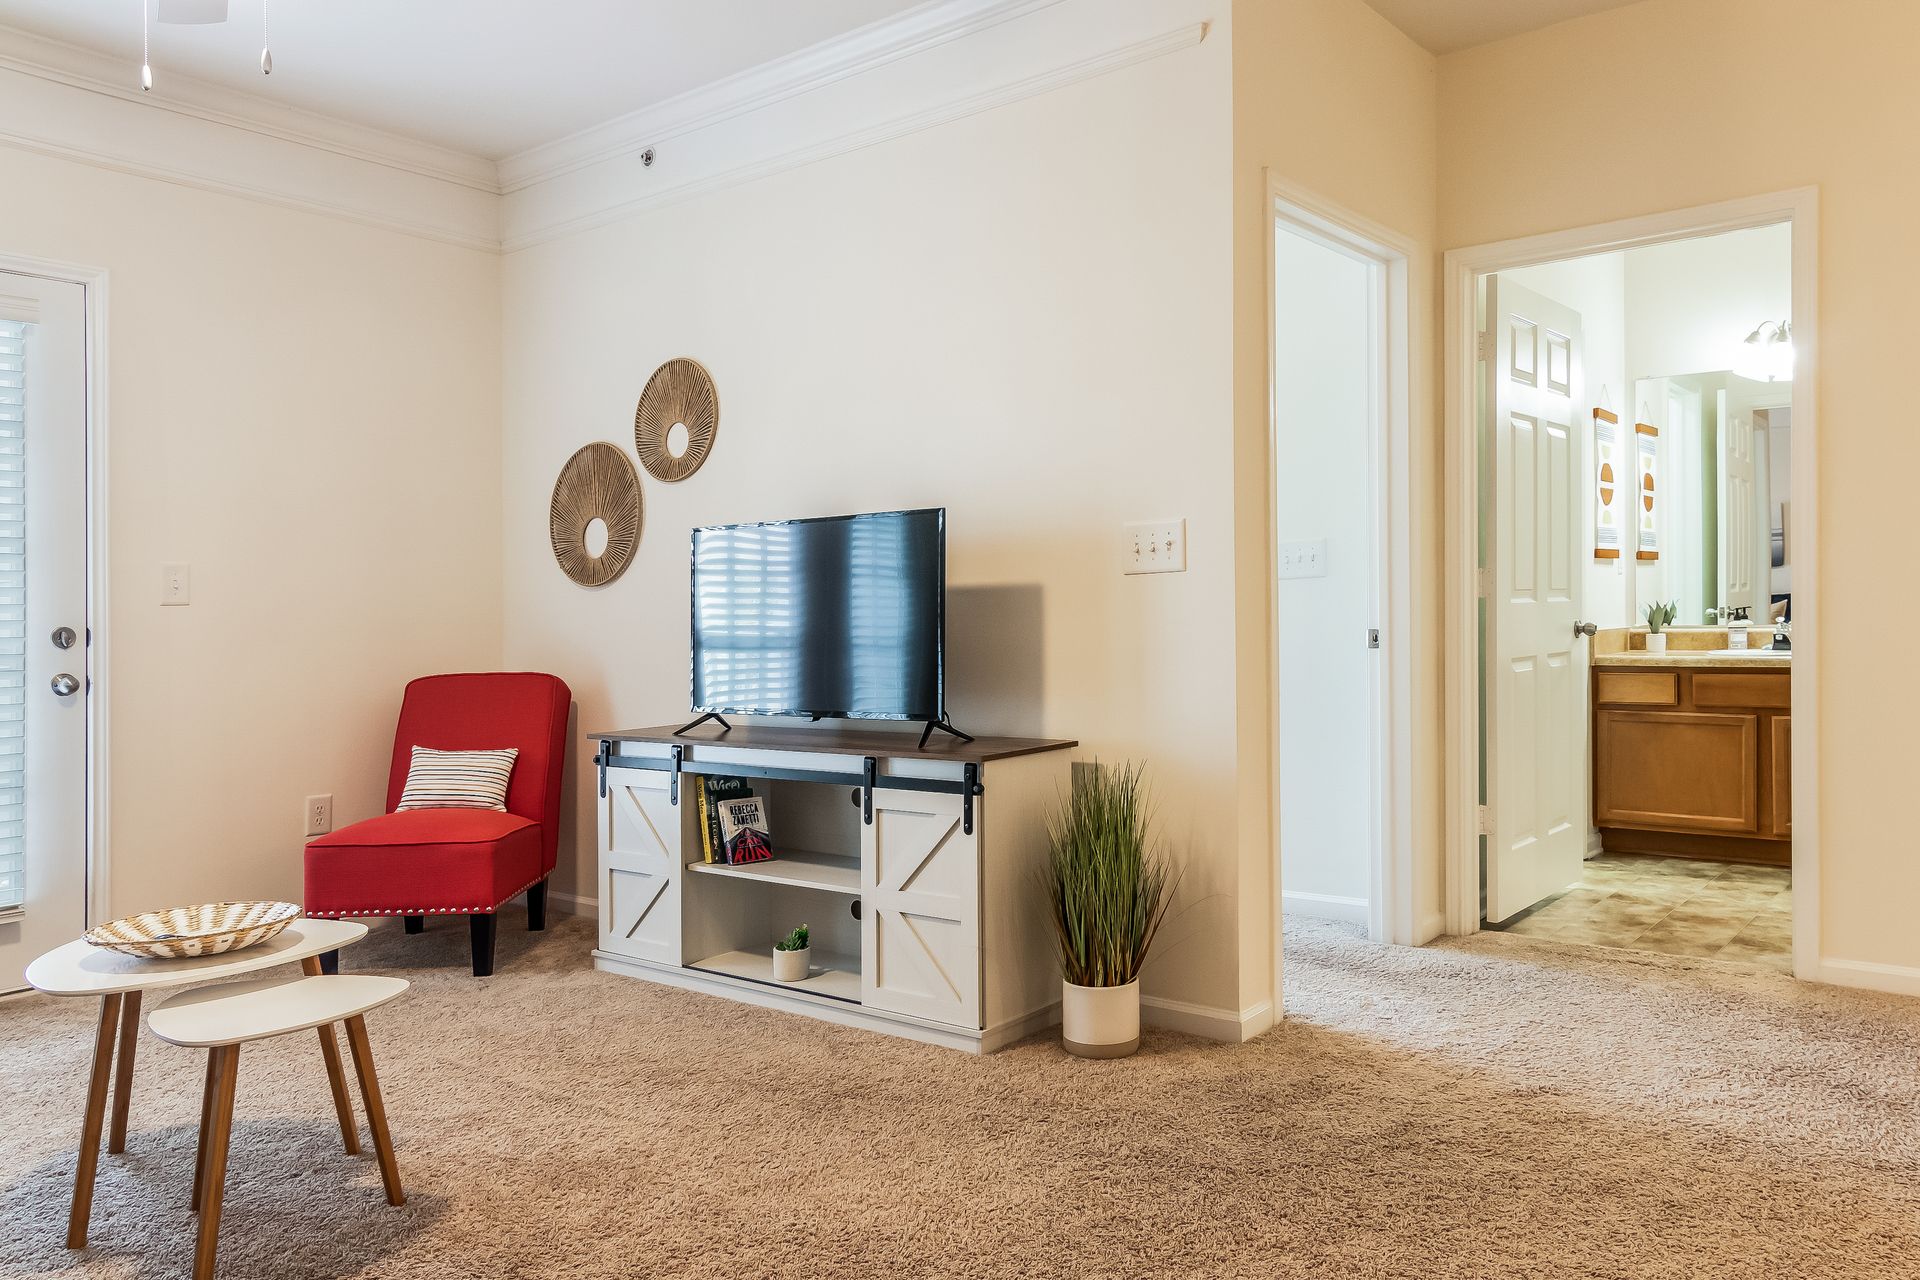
[
  {"x1": 193, "y1": 1045, "x2": 239, "y2": 1280},
  {"x1": 300, "y1": 957, "x2": 360, "y2": 1154},
  {"x1": 191, "y1": 1050, "x2": 218, "y2": 1211},
  {"x1": 66, "y1": 993, "x2": 122, "y2": 1249},
  {"x1": 108, "y1": 991, "x2": 142, "y2": 1154},
  {"x1": 343, "y1": 1015, "x2": 405, "y2": 1206}
]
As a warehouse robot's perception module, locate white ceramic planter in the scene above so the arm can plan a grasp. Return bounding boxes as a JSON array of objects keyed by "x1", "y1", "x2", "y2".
[
  {"x1": 1645, "y1": 633, "x2": 1668, "y2": 653},
  {"x1": 772, "y1": 946, "x2": 810, "y2": 983},
  {"x1": 1061, "y1": 978, "x2": 1141, "y2": 1058}
]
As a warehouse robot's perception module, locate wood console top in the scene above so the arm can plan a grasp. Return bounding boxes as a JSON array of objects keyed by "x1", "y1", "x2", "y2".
[{"x1": 589, "y1": 723, "x2": 1078, "y2": 764}]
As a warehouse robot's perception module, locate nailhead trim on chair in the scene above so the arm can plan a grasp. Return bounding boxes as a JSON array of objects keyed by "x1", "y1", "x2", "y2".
[{"x1": 306, "y1": 874, "x2": 547, "y2": 919}]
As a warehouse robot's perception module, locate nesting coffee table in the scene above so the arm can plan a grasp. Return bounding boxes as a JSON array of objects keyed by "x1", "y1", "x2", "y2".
[{"x1": 24, "y1": 917, "x2": 379, "y2": 1264}]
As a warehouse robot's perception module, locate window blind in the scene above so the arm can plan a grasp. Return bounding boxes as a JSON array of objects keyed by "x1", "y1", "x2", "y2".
[{"x1": 0, "y1": 319, "x2": 25, "y2": 912}]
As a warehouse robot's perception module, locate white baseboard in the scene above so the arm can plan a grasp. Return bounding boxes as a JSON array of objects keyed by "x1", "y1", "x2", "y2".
[
  {"x1": 1814, "y1": 956, "x2": 1920, "y2": 999},
  {"x1": 1141, "y1": 994, "x2": 1273, "y2": 1043},
  {"x1": 547, "y1": 890, "x2": 597, "y2": 919},
  {"x1": 1586, "y1": 828, "x2": 1605, "y2": 857},
  {"x1": 1280, "y1": 890, "x2": 1369, "y2": 926},
  {"x1": 1415, "y1": 909, "x2": 1447, "y2": 945}
]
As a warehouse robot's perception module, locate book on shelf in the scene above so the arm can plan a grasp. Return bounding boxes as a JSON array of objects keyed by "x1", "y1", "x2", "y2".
[
  {"x1": 716, "y1": 794, "x2": 775, "y2": 865},
  {"x1": 701, "y1": 776, "x2": 752, "y2": 863},
  {"x1": 696, "y1": 783, "x2": 713, "y2": 863}
]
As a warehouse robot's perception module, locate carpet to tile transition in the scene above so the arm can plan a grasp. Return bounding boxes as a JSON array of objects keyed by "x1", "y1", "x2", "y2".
[{"x1": 3, "y1": 913, "x2": 1918, "y2": 1279}]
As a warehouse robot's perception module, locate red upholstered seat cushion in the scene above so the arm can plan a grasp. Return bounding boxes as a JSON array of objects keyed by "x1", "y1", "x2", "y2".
[{"x1": 304, "y1": 810, "x2": 543, "y2": 918}]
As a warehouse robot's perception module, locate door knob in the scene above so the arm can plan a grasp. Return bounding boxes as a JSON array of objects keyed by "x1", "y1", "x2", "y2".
[
  {"x1": 51, "y1": 673, "x2": 80, "y2": 696},
  {"x1": 1574, "y1": 620, "x2": 1598, "y2": 638}
]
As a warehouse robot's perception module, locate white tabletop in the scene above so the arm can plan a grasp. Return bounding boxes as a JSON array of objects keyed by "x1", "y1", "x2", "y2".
[
  {"x1": 24, "y1": 918, "x2": 368, "y2": 997},
  {"x1": 148, "y1": 974, "x2": 408, "y2": 1048}
]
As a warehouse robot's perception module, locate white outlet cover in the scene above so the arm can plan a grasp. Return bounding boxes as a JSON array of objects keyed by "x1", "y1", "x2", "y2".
[
  {"x1": 1276, "y1": 539, "x2": 1328, "y2": 580},
  {"x1": 1124, "y1": 519, "x2": 1187, "y2": 575}
]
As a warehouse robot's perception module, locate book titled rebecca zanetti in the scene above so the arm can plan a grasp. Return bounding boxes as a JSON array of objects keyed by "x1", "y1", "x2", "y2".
[{"x1": 715, "y1": 795, "x2": 775, "y2": 865}]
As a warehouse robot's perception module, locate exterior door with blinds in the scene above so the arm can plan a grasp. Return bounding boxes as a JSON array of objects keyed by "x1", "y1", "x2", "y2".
[{"x1": 0, "y1": 270, "x2": 88, "y2": 994}]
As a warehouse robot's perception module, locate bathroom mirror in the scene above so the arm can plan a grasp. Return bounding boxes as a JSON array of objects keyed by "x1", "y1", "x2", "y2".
[{"x1": 1630, "y1": 371, "x2": 1791, "y2": 626}]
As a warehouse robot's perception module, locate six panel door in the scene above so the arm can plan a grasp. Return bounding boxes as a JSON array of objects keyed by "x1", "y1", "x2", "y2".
[
  {"x1": 599, "y1": 766, "x2": 682, "y2": 966},
  {"x1": 861, "y1": 787, "x2": 980, "y2": 1028}
]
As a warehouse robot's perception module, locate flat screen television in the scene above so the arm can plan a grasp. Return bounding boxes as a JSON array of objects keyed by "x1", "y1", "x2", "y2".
[{"x1": 690, "y1": 508, "x2": 945, "y2": 722}]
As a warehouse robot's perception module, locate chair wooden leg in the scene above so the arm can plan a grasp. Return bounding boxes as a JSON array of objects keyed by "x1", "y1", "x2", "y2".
[
  {"x1": 343, "y1": 1015, "x2": 405, "y2": 1206},
  {"x1": 403, "y1": 915, "x2": 424, "y2": 934},
  {"x1": 527, "y1": 879, "x2": 547, "y2": 932},
  {"x1": 193, "y1": 1045, "x2": 239, "y2": 1280},
  {"x1": 301, "y1": 956, "x2": 360, "y2": 1155},
  {"x1": 191, "y1": 1050, "x2": 217, "y2": 1211},
  {"x1": 469, "y1": 913, "x2": 496, "y2": 977},
  {"x1": 66, "y1": 993, "x2": 122, "y2": 1249},
  {"x1": 108, "y1": 991, "x2": 142, "y2": 1154}
]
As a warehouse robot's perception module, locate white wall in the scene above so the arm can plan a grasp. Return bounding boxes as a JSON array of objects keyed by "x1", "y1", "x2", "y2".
[
  {"x1": 0, "y1": 145, "x2": 504, "y2": 916},
  {"x1": 1273, "y1": 226, "x2": 1373, "y2": 917},
  {"x1": 1625, "y1": 222, "x2": 1792, "y2": 382},
  {"x1": 502, "y1": 14, "x2": 1240, "y2": 1015}
]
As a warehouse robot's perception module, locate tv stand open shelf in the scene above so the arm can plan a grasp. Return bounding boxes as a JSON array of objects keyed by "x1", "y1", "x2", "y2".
[{"x1": 589, "y1": 723, "x2": 1076, "y2": 1053}]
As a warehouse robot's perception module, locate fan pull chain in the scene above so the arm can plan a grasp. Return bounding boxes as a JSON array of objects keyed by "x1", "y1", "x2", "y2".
[
  {"x1": 260, "y1": 0, "x2": 271, "y2": 74},
  {"x1": 140, "y1": 0, "x2": 152, "y2": 90}
]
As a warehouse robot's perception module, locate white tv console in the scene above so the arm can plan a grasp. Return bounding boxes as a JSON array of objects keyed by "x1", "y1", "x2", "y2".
[{"x1": 589, "y1": 723, "x2": 1077, "y2": 1053}]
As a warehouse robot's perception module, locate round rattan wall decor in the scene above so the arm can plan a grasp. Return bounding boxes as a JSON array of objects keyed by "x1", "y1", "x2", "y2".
[
  {"x1": 634, "y1": 357, "x2": 718, "y2": 482},
  {"x1": 550, "y1": 442, "x2": 642, "y2": 587}
]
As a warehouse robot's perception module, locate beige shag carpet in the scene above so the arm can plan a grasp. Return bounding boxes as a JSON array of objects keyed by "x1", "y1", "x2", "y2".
[{"x1": 4, "y1": 913, "x2": 1919, "y2": 1279}]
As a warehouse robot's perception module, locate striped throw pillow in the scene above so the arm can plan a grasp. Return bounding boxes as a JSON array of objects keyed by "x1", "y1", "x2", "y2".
[{"x1": 395, "y1": 746, "x2": 519, "y2": 812}]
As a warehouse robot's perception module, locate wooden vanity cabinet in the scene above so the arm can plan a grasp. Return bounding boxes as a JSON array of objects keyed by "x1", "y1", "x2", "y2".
[{"x1": 1593, "y1": 667, "x2": 1790, "y2": 864}]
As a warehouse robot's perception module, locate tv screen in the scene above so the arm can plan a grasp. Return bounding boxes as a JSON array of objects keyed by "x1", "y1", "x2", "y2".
[{"x1": 690, "y1": 508, "x2": 945, "y2": 721}]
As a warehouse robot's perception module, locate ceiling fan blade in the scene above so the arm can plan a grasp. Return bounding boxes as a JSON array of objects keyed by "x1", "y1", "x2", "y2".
[{"x1": 157, "y1": 0, "x2": 230, "y2": 24}]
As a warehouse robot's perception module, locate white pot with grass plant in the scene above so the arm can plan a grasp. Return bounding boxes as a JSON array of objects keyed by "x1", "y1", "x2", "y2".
[
  {"x1": 1644, "y1": 600, "x2": 1677, "y2": 652},
  {"x1": 1044, "y1": 761, "x2": 1177, "y2": 1060},
  {"x1": 772, "y1": 924, "x2": 810, "y2": 982}
]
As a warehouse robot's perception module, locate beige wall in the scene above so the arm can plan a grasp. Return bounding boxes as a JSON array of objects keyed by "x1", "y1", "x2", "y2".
[
  {"x1": 0, "y1": 147, "x2": 504, "y2": 916},
  {"x1": 1233, "y1": 0, "x2": 1443, "y2": 1005},
  {"x1": 502, "y1": 19, "x2": 1244, "y2": 1018},
  {"x1": 1440, "y1": 0, "x2": 1919, "y2": 980}
]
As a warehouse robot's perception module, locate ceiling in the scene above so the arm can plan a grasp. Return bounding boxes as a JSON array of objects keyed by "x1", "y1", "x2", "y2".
[
  {"x1": 1363, "y1": 0, "x2": 1647, "y2": 54},
  {"x1": 0, "y1": 0, "x2": 925, "y2": 159}
]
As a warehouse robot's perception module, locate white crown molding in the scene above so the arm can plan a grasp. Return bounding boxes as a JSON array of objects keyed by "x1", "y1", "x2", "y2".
[
  {"x1": 0, "y1": 23, "x2": 499, "y2": 193},
  {"x1": 500, "y1": 19, "x2": 1209, "y2": 253},
  {"x1": 495, "y1": 0, "x2": 1067, "y2": 194}
]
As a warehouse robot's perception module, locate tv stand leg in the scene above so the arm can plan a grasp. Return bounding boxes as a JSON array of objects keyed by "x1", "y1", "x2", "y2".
[
  {"x1": 917, "y1": 719, "x2": 975, "y2": 750},
  {"x1": 674, "y1": 712, "x2": 732, "y2": 737}
]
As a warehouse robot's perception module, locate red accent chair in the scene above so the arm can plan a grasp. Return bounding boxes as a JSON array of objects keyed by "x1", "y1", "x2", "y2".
[{"x1": 304, "y1": 672, "x2": 572, "y2": 976}]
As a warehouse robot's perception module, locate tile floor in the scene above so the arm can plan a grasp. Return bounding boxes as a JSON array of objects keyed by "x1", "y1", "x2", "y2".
[{"x1": 1491, "y1": 853, "x2": 1791, "y2": 971}]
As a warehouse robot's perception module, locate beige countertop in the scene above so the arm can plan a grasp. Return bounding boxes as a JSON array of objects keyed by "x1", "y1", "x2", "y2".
[{"x1": 1592, "y1": 650, "x2": 1791, "y2": 670}]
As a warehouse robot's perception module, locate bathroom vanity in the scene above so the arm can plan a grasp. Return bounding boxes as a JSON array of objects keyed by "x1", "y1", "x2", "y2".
[{"x1": 1591, "y1": 631, "x2": 1790, "y2": 865}]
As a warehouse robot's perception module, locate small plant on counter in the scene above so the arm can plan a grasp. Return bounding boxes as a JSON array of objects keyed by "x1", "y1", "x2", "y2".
[
  {"x1": 775, "y1": 924, "x2": 809, "y2": 952},
  {"x1": 1643, "y1": 600, "x2": 1678, "y2": 633}
]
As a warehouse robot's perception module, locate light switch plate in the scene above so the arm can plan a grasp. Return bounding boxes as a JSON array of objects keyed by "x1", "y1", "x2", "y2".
[
  {"x1": 1276, "y1": 539, "x2": 1328, "y2": 580},
  {"x1": 1124, "y1": 519, "x2": 1187, "y2": 575},
  {"x1": 161, "y1": 562, "x2": 191, "y2": 605}
]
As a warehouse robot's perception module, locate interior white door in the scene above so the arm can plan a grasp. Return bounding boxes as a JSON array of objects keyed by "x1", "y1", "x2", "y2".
[
  {"x1": 860, "y1": 787, "x2": 979, "y2": 1029},
  {"x1": 0, "y1": 270, "x2": 89, "y2": 994},
  {"x1": 598, "y1": 765, "x2": 682, "y2": 967},
  {"x1": 1485, "y1": 276, "x2": 1587, "y2": 923},
  {"x1": 1717, "y1": 386, "x2": 1765, "y2": 620}
]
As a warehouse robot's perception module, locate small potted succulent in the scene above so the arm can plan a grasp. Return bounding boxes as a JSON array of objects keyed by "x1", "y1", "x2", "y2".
[
  {"x1": 1643, "y1": 600, "x2": 1678, "y2": 652},
  {"x1": 772, "y1": 923, "x2": 810, "y2": 982},
  {"x1": 1043, "y1": 761, "x2": 1177, "y2": 1059}
]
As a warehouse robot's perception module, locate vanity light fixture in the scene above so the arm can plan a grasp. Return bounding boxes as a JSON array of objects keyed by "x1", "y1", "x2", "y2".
[
  {"x1": 1736, "y1": 319, "x2": 1794, "y2": 383},
  {"x1": 136, "y1": 0, "x2": 274, "y2": 91}
]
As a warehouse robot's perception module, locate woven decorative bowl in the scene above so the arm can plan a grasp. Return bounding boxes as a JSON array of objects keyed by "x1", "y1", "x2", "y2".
[{"x1": 84, "y1": 901, "x2": 303, "y2": 960}]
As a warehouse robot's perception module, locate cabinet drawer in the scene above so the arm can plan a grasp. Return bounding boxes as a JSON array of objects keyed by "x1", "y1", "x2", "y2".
[
  {"x1": 1594, "y1": 710, "x2": 1759, "y2": 834},
  {"x1": 1693, "y1": 672, "x2": 1790, "y2": 709},
  {"x1": 1595, "y1": 671, "x2": 1679, "y2": 706}
]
